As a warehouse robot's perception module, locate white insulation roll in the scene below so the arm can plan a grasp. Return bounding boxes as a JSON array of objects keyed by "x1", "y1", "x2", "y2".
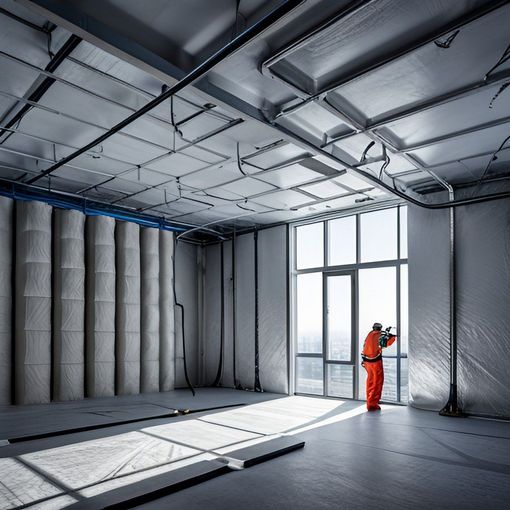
[
  {"x1": 141, "y1": 228, "x2": 160, "y2": 393},
  {"x1": 53, "y1": 209, "x2": 85, "y2": 401},
  {"x1": 159, "y1": 230, "x2": 175, "y2": 391},
  {"x1": 0, "y1": 197, "x2": 12, "y2": 404},
  {"x1": 116, "y1": 221, "x2": 141, "y2": 395},
  {"x1": 86, "y1": 216, "x2": 116, "y2": 397},
  {"x1": 15, "y1": 201, "x2": 52, "y2": 404}
]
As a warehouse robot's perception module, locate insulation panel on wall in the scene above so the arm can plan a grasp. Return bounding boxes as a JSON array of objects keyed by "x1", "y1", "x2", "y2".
[
  {"x1": 0, "y1": 197, "x2": 12, "y2": 404},
  {"x1": 159, "y1": 230, "x2": 175, "y2": 391},
  {"x1": 86, "y1": 216, "x2": 116, "y2": 398},
  {"x1": 15, "y1": 201, "x2": 52, "y2": 404},
  {"x1": 408, "y1": 205, "x2": 450, "y2": 410},
  {"x1": 235, "y1": 233, "x2": 255, "y2": 390},
  {"x1": 258, "y1": 226, "x2": 289, "y2": 394},
  {"x1": 53, "y1": 209, "x2": 85, "y2": 401},
  {"x1": 116, "y1": 221, "x2": 141, "y2": 395},
  {"x1": 141, "y1": 228, "x2": 160, "y2": 393}
]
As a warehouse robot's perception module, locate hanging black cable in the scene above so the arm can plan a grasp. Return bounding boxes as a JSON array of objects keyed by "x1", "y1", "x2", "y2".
[
  {"x1": 254, "y1": 230, "x2": 262, "y2": 392},
  {"x1": 232, "y1": 229, "x2": 243, "y2": 390},
  {"x1": 212, "y1": 242, "x2": 225, "y2": 386},
  {"x1": 0, "y1": 34, "x2": 82, "y2": 143},
  {"x1": 172, "y1": 238, "x2": 195, "y2": 396}
]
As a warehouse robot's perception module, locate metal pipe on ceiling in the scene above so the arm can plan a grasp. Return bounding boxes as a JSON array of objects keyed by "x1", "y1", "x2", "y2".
[
  {"x1": 0, "y1": 5, "x2": 50, "y2": 33},
  {"x1": 0, "y1": 34, "x2": 82, "y2": 142},
  {"x1": 25, "y1": 0, "x2": 305, "y2": 186}
]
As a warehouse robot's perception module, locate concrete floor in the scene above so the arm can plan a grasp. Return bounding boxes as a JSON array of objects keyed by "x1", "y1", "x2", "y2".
[
  {"x1": 0, "y1": 388, "x2": 284, "y2": 440},
  {"x1": 1, "y1": 391, "x2": 509, "y2": 509},
  {"x1": 137, "y1": 399, "x2": 510, "y2": 510}
]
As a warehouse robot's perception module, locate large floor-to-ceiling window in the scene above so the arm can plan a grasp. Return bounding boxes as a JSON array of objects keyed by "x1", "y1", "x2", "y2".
[{"x1": 292, "y1": 205, "x2": 408, "y2": 403}]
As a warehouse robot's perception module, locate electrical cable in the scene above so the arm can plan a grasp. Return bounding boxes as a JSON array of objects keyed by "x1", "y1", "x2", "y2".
[
  {"x1": 212, "y1": 243, "x2": 225, "y2": 386},
  {"x1": 469, "y1": 133, "x2": 510, "y2": 198},
  {"x1": 172, "y1": 237, "x2": 195, "y2": 396},
  {"x1": 485, "y1": 41, "x2": 510, "y2": 80},
  {"x1": 253, "y1": 230, "x2": 262, "y2": 392},
  {"x1": 236, "y1": 142, "x2": 248, "y2": 176}
]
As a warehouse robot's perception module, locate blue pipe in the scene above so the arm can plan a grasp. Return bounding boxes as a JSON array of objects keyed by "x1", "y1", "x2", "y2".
[{"x1": 0, "y1": 183, "x2": 186, "y2": 232}]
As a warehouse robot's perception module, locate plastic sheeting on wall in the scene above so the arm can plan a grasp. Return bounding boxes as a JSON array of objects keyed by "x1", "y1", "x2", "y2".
[
  {"x1": 116, "y1": 221, "x2": 141, "y2": 395},
  {"x1": 86, "y1": 216, "x2": 116, "y2": 398},
  {"x1": 203, "y1": 243, "x2": 221, "y2": 386},
  {"x1": 221, "y1": 240, "x2": 235, "y2": 388},
  {"x1": 141, "y1": 228, "x2": 160, "y2": 393},
  {"x1": 53, "y1": 209, "x2": 85, "y2": 402},
  {"x1": 235, "y1": 234, "x2": 255, "y2": 390},
  {"x1": 408, "y1": 205, "x2": 450, "y2": 411},
  {"x1": 159, "y1": 230, "x2": 175, "y2": 392},
  {"x1": 174, "y1": 241, "x2": 199, "y2": 388},
  {"x1": 258, "y1": 226, "x2": 289, "y2": 394},
  {"x1": 456, "y1": 200, "x2": 510, "y2": 417},
  {"x1": 0, "y1": 197, "x2": 12, "y2": 404},
  {"x1": 15, "y1": 201, "x2": 52, "y2": 404}
]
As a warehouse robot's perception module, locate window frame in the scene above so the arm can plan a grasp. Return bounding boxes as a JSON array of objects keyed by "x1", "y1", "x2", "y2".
[{"x1": 291, "y1": 204, "x2": 408, "y2": 403}]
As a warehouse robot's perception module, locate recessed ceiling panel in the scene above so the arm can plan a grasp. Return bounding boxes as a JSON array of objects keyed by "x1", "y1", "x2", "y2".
[
  {"x1": 256, "y1": 164, "x2": 322, "y2": 188},
  {"x1": 243, "y1": 142, "x2": 310, "y2": 170},
  {"x1": 265, "y1": 0, "x2": 489, "y2": 94},
  {"x1": 252, "y1": 189, "x2": 311, "y2": 209},
  {"x1": 299, "y1": 179, "x2": 348, "y2": 199},
  {"x1": 333, "y1": 172, "x2": 373, "y2": 191},
  {"x1": 145, "y1": 152, "x2": 211, "y2": 177},
  {"x1": 408, "y1": 123, "x2": 510, "y2": 167},
  {"x1": 179, "y1": 162, "x2": 240, "y2": 189},
  {"x1": 219, "y1": 176, "x2": 275, "y2": 197},
  {"x1": 121, "y1": 167, "x2": 172, "y2": 186},
  {"x1": 331, "y1": 3, "x2": 510, "y2": 123},
  {"x1": 277, "y1": 101, "x2": 353, "y2": 143}
]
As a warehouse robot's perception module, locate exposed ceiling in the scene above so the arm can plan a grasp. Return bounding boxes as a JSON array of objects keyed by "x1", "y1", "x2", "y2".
[{"x1": 0, "y1": 0, "x2": 509, "y2": 238}]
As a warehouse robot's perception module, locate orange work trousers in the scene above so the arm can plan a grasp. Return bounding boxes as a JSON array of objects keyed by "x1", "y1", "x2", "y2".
[{"x1": 364, "y1": 360, "x2": 384, "y2": 410}]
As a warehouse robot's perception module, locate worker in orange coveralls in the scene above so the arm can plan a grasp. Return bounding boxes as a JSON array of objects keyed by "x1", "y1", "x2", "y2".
[{"x1": 361, "y1": 323, "x2": 396, "y2": 411}]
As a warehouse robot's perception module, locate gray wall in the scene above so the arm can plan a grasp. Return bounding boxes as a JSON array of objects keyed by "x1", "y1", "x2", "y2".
[
  {"x1": 201, "y1": 226, "x2": 289, "y2": 394},
  {"x1": 408, "y1": 200, "x2": 510, "y2": 417},
  {"x1": 174, "y1": 240, "x2": 200, "y2": 388}
]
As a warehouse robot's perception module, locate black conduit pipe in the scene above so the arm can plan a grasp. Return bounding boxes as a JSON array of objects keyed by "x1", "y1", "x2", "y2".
[
  {"x1": 26, "y1": 0, "x2": 304, "y2": 185},
  {"x1": 173, "y1": 238, "x2": 195, "y2": 396},
  {"x1": 0, "y1": 34, "x2": 82, "y2": 142},
  {"x1": 213, "y1": 242, "x2": 225, "y2": 386},
  {"x1": 254, "y1": 230, "x2": 262, "y2": 392}
]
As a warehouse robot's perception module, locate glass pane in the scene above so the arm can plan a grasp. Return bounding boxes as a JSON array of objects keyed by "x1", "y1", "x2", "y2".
[
  {"x1": 296, "y1": 273, "x2": 322, "y2": 353},
  {"x1": 296, "y1": 357, "x2": 323, "y2": 395},
  {"x1": 360, "y1": 208, "x2": 398, "y2": 262},
  {"x1": 358, "y1": 267, "x2": 397, "y2": 358},
  {"x1": 400, "y1": 264, "x2": 408, "y2": 356},
  {"x1": 400, "y1": 206, "x2": 408, "y2": 259},
  {"x1": 327, "y1": 275, "x2": 352, "y2": 361},
  {"x1": 296, "y1": 223, "x2": 324, "y2": 269},
  {"x1": 400, "y1": 357, "x2": 409, "y2": 403},
  {"x1": 327, "y1": 365, "x2": 353, "y2": 398},
  {"x1": 381, "y1": 358, "x2": 397, "y2": 402},
  {"x1": 328, "y1": 216, "x2": 356, "y2": 266}
]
